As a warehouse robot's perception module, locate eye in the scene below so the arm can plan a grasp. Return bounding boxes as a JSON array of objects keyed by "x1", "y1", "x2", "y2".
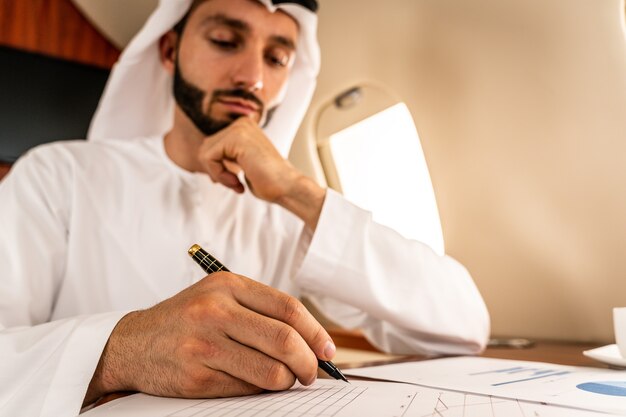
[
  {"x1": 266, "y1": 49, "x2": 291, "y2": 68},
  {"x1": 211, "y1": 38, "x2": 239, "y2": 50},
  {"x1": 206, "y1": 27, "x2": 241, "y2": 51}
]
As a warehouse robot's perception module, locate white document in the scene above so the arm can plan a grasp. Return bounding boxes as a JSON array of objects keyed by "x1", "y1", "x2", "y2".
[
  {"x1": 346, "y1": 357, "x2": 626, "y2": 415},
  {"x1": 81, "y1": 377, "x2": 611, "y2": 417},
  {"x1": 81, "y1": 379, "x2": 417, "y2": 417},
  {"x1": 401, "y1": 388, "x2": 609, "y2": 417}
]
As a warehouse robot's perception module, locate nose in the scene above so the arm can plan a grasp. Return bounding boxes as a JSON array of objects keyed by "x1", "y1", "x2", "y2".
[{"x1": 230, "y1": 47, "x2": 264, "y2": 93}]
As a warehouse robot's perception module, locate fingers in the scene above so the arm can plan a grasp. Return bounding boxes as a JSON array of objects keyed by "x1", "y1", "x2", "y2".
[
  {"x1": 203, "y1": 153, "x2": 244, "y2": 193},
  {"x1": 207, "y1": 373, "x2": 263, "y2": 398},
  {"x1": 219, "y1": 274, "x2": 336, "y2": 362},
  {"x1": 196, "y1": 118, "x2": 293, "y2": 202},
  {"x1": 197, "y1": 118, "x2": 253, "y2": 182},
  {"x1": 268, "y1": 293, "x2": 336, "y2": 362},
  {"x1": 206, "y1": 338, "x2": 297, "y2": 392},
  {"x1": 220, "y1": 160, "x2": 245, "y2": 193},
  {"x1": 216, "y1": 170, "x2": 244, "y2": 193},
  {"x1": 174, "y1": 365, "x2": 264, "y2": 398},
  {"x1": 223, "y1": 305, "x2": 319, "y2": 386}
]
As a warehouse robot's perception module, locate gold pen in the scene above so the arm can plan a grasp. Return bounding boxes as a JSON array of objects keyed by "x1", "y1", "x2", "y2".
[{"x1": 188, "y1": 244, "x2": 349, "y2": 383}]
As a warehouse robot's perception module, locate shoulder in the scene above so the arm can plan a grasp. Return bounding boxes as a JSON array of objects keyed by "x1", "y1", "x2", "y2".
[
  {"x1": 16, "y1": 137, "x2": 164, "y2": 178},
  {"x1": 27, "y1": 137, "x2": 161, "y2": 163},
  {"x1": 7, "y1": 140, "x2": 82, "y2": 184}
]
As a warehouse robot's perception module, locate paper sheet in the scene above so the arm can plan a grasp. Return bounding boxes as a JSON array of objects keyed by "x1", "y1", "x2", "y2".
[
  {"x1": 402, "y1": 388, "x2": 609, "y2": 417},
  {"x1": 346, "y1": 356, "x2": 626, "y2": 415},
  {"x1": 82, "y1": 379, "x2": 417, "y2": 417},
  {"x1": 82, "y1": 377, "x2": 611, "y2": 416}
]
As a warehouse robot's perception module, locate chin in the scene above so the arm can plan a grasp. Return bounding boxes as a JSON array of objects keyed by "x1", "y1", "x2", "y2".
[{"x1": 228, "y1": 112, "x2": 261, "y2": 124}]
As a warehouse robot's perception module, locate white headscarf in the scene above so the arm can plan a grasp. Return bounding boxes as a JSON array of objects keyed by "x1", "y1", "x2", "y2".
[{"x1": 87, "y1": 0, "x2": 320, "y2": 157}]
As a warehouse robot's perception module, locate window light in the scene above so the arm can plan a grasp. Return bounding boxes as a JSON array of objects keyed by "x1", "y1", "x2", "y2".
[{"x1": 328, "y1": 103, "x2": 445, "y2": 255}]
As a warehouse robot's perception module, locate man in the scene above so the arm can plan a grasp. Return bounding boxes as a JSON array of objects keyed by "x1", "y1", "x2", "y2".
[{"x1": 0, "y1": 0, "x2": 490, "y2": 415}]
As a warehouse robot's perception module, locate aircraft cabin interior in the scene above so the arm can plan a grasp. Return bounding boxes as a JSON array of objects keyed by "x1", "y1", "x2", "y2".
[{"x1": 2, "y1": 0, "x2": 626, "y2": 414}]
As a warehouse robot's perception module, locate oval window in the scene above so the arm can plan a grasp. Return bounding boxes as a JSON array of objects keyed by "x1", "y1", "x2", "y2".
[{"x1": 316, "y1": 84, "x2": 444, "y2": 254}]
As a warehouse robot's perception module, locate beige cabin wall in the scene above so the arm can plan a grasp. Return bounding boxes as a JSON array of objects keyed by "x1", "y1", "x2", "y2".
[{"x1": 290, "y1": 0, "x2": 626, "y2": 343}]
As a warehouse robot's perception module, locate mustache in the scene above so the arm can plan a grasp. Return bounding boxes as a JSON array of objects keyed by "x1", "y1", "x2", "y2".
[{"x1": 211, "y1": 89, "x2": 264, "y2": 112}]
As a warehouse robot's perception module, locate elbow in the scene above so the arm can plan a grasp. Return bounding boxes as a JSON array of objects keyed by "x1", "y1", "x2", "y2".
[
  {"x1": 462, "y1": 302, "x2": 491, "y2": 354},
  {"x1": 361, "y1": 307, "x2": 491, "y2": 356},
  {"x1": 445, "y1": 295, "x2": 491, "y2": 355}
]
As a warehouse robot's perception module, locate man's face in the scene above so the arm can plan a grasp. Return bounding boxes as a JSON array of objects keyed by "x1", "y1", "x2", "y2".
[{"x1": 172, "y1": 0, "x2": 299, "y2": 136}]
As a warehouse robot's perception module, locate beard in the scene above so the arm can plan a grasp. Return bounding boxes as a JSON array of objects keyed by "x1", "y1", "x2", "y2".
[{"x1": 173, "y1": 61, "x2": 275, "y2": 136}]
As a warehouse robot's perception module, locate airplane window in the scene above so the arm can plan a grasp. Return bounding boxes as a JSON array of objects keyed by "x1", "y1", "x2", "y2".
[{"x1": 318, "y1": 99, "x2": 444, "y2": 255}]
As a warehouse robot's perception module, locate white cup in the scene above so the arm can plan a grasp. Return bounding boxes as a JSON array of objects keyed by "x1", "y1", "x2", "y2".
[{"x1": 614, "y1": 307, "x2": 626, "y2": 358}]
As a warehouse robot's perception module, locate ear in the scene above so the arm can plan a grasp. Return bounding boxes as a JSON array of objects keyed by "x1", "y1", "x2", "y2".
[{"x1": 159, "y1": 30, "x2": 179, "y2": 75}]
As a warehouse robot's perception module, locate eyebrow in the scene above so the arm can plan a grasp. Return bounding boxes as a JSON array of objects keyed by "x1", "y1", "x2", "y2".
[
  {"x1": 271, "y1": 35, "x2": 296, "y2": 51},
  {"x1": 200, "y1": 13, "x2": 297, "y2": 51},
  {"x1": 201, "y1": 13, "x2": 250, "y2": 32}
]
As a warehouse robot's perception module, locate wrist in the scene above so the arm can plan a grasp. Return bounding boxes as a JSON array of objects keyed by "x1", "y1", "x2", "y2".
[
  {"x1": 84, "y1": 312, "x2": 139, "y2": 405},
  {"x1": 277, "y1": 174, "x2": 326, "y2": 231}
]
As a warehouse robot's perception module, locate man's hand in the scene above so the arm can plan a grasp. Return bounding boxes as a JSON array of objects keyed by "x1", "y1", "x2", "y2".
[
  {"x1": 197, "y1": 117, "x2": 326, "y2": 230},
  {"x1": 84, "y1": 272, "x2": 336, "y2": 404}
]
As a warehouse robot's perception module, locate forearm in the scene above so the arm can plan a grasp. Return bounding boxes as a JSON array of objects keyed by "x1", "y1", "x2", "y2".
[
  {"x1": 295, "y1": 190, "x2": 490, "y2": 354},
  {"x1": 277, "y1": 173, "x2": 326, "y2": 231}
]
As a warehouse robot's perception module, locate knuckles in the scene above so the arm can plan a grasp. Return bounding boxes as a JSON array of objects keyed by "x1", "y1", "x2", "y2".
[
  {"x1": 275, "y1": 325, "x2": 300, "y2": 356},
  {"x1": 182, "y1": 272, "x2": 245, "y2": 323},
  {"x1": 180, "y1": 293, "x2": 231, "y2": 326},
  {"x1": 231, "y1": 116, "x2": 256, "y2": 132},
  {"x1": 217, "y1": 379, "x2": 263, "y2": 398},
  {"x1": 179, "y1": 367, "x2": 211, "y2": 397},
  {"x1": 263, "y1": 361, "x2": 295, "y2": 391},
  {"x1": 178, "y1": 337, "x2": 221, "y2": 362},
  {"x1": 175, "y1": 340, "x2": 228, "y2": 397},
  {"x1": 280, "y1": 295, "x2": 303, "y2": 325},
  {"x1": 199, "y1": 271, "x2": 244, "y2": 292}
]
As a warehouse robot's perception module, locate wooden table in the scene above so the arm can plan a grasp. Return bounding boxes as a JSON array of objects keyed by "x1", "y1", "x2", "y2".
[
  {"x1": 328, "y1": 328, "x2": 606, "y2": 369},
  {"x1": 482, "y1": 340, "x2": 603, "y2": 368}
]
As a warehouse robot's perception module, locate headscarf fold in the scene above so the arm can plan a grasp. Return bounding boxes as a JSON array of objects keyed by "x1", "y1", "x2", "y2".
[{"x1": 88, "y1": 0, "x2": 320, "y2": 157}]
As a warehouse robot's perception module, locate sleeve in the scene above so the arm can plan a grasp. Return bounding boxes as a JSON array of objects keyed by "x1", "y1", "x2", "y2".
[
  {"x1": 0, "y1": 150, "x2": 125, "y2": 417},
  {"x1": 294, "y1": 189, "x2": 490, "y2": 355}
]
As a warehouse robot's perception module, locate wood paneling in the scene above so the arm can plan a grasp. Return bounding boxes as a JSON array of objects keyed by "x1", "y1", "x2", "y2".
[
  {"x1": 0, "y1": 163, "x2": 11, "y2": 180},
  {"x1": 328, "y1": 328, "x2": 379, "y2": 352},
  {"x1": 0, "y1": 0, "x2": 120, "y2": 68}
]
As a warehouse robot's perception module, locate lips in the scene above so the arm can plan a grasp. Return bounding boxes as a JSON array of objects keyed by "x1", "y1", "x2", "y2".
[{"x1": 217, "y1": 98, "x2": 260, "y2": 116}]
